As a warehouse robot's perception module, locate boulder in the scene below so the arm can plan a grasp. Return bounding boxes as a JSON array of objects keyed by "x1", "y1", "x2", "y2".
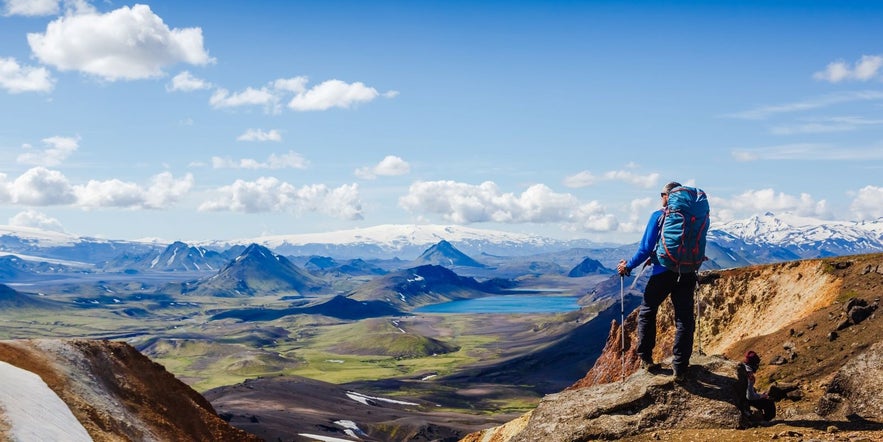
[
  {"x1": 508, "y1": 355, "x2": 744, "y2": 442},
  {"x1": 818, "y1": 341, "x2": 883, "y2": 419}
]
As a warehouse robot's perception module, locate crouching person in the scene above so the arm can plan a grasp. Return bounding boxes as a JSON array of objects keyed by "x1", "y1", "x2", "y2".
[{"x1": 735, "y1": 351, "x2": 776, "y2": 422}]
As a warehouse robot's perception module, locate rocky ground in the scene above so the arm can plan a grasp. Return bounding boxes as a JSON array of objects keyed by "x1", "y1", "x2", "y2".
[
  {"x1": 465, "y1": 253, "x2": 883, "y2": 442},
  {"x1": 0, "y1": 339, "x2": 259, "y2": 441}
]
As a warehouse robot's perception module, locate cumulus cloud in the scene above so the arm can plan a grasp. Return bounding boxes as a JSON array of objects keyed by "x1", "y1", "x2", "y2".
[
  {"x1": 210, "y1": 87, "x2": 278, "y2": 111},
  {"x1": 0, "y1": 57, "x2": 55, "y2": 93},
  {"x1": 0, "y1": 167, "x2": 193, "y2": 209},
  {"x1": 211, "y1": 151, "x2": 308, "y2": 170},
  {"x1": 563, "y1": 169, "x2": 660, "y2": 188},
  {"x1": 850, "y1": 185, "x2": 883, "y2": 220},
  {"x1": 236, "y1": 128, "x2": 282, "y2": 142},
  {"x1": 6, "y1": 167, "x2": 76, "y2": 205},
  {"x1": 713, "y1": 188, "x2": 830, "y2": 222},
  {"x1": 199, "y1": 177, "x2": 363, "y2": 220},
  {"x1": 2, "y1": 0, "x2": 59, "y2": 16},
  {"x1": 399, "y1": 180, "x2": 618, "y2": 231},
  {"x1": 8, "y1": 209, "x2": 65, "y2": 232},
  {"x1": 289, "y1": 79, "x2": 382, "y2": 111},
  {"x1": 355, "y1": 155, "x2": 410, "y2": 179},
  {"x1": 273, "y1": 76, "x2": 309, "y2": 94},
  {"x1": 74, "y1": 172, "x2": 193, "y2": 209},
  {"x1": 17, "y1": 135, "x2": 79, "y2": 166},
  {"x1": 167, "y1": 70, "x2": 212, "y2": 92},
  {"x1": 814, "y1": 55, "x2": 883, "y2": 83},
  {"x1": 208, "y1": 76, "x2": 395, "y2": 113},
  {"x1": 27, "y1": 4, "x2": 214, "y2": 81}
]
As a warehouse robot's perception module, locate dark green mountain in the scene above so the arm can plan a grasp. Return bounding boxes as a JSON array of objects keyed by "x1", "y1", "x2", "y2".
[
  {"x1": 211, "y1": 294, "x2": 402, "y2": 321},
  {"x1": 182, "y1": 244, "x2": 326, "y2": 297},
  {"x1": 413, "y1": 240, "x2": 485, "y2": 268},
  {"x1": 567, "y1": 257, "x2": 613, "y2": 277},
  {"x1": 0, "y1": 284, "x2": 62, "y2": 309},
  {"x1": 347, "y1": 264, "x2": 510, "y2": 309}
]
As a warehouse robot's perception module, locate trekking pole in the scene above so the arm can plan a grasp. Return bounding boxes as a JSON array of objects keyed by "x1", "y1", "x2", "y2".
[
  {"x1": 695, "y1": 276, "x2": 703, "y2": 356},
  {"x1": 620, "y1": 275, "x2": 626, "y2": 386}
]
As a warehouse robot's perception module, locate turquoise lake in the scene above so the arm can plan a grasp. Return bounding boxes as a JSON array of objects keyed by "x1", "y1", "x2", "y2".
[{"x1": 414, "y1": 295, "x2": 580, "y2": 314}]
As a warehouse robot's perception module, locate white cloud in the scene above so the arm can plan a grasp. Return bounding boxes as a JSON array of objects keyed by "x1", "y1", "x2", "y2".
[
  {"x1": 17, "y1": 135, "x2": 79, "y2": 166},
  {"x1": 142, "y1": 172, "x2": 194, "y2": 209},
  {"x1": 167, "y1": 71, "x2": 212, "y2": 92},
  {"x1": 850, "y1": 185, "x2": 883, "y2": 220},
  {"x1": 814, "y1": 55, "x2": 883, "y2": 83},
  {"x1": 2, "y1": 0, "x2": 59, "y2": 16},
  {"x1": 209, "y1": 76, "x2": 394, "y2": 113},
  {"x1": 7, "y1": 167, "x2": 77, "y2": 205},
  {"x1": 713, "y1": 188, "x2": 830, "y2": 222},
  {"x1": 725, "y1": 91, "x2": 883, "y2": 120},
  {"x1": 210, "y1": 87, "x2": 278, "y2": 112},
  {"x1": 0, "y1": 168, "x2": 193, "y2": 209},
  {"x1": 288, "y1": 79, "x2": 381, "y2": 111},
  {"x1": 0, "y1": 57, "x2": 55, "y2": 93},
  {"x1": 199, "y1": 177, "x2": 363, "y2": 220},
  {"x1": 399, "y1": 180, "x2": 618, "y2": 231},
  {"x1": 211, "y1": 151, "x2": 308, "y2": 169},
  {"x1": 563, "y1": 169, "x2": 659, "y2": 188},
  {"x1": 236, "y1": 128, "x2": 282, "y2": 142},
  {"x1": 27, "y1": 4, "x2": 214, "y2": 81},
  {"x1": 355, "y1": 155, "x2": 410, "y2": 179},
  {"x1": 74, "y1": 172, "x2": 193, "y2": 209},
  {"x1": 731, "y1": 143, "x2": 883, "y2": 161},
  {"x1": 273, "y1": 76, "x2": 309, "y2": 94},
  {"x1": 8, "y1": 209, "x2": 65, "y2": 232}
]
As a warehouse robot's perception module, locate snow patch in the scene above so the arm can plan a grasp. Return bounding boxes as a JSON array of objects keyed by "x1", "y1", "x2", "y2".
[
  {"x1": 334, "y1": 419, "x2": 367, "y2": 439},
  {"x1": 345, "y1": 391, "x2": 419, "y2": 406},
  {"x1": 0, "y1": 361, "x2": 92, "y2": 441},
  {"x1": 298, "y1": 434, "x2": 355, "y2": 442}
]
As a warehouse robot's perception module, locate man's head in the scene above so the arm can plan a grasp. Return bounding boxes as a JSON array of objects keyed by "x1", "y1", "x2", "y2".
[
  {"x1": 661, "y1": 181, "x2": 681, "y2": 206},
  {"x1": 661, "y1": 181, "x2": 681, "y2": 196},
  {"x1": 744, "y1": 350, "x2": 761, "y2": 369}
]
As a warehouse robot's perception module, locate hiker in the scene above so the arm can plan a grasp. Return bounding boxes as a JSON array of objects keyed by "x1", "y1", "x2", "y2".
[
  {"x1": 616, "y1": 181, "x2": 705, "y2": 381},
  {"x1": 735, "y1": 351, "x2": 776, "y2": 421}
]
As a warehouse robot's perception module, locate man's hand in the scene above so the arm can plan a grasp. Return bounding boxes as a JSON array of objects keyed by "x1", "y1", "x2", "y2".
[{"x1": 617, "y1": 259, "x2": 630, "y2": 277}]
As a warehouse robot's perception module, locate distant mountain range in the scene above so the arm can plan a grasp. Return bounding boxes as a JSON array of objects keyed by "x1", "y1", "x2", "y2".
[{"x1": 1, "y1": 213, "x2": 882, "y2": 273}]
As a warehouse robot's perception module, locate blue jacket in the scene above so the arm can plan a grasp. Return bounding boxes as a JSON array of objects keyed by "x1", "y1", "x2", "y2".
[{"x1": 625, "y1": 209, "x2": 668, "y2": 276}]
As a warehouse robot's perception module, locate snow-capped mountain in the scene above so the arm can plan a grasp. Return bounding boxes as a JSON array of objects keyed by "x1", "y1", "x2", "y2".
[
  {"x1": 710, "y1": 212, "x2": 883, "y2": 259},
  {"x1": 1, "y1": 214, "x2": 882, "y2": 270},
  {"x1": 204, "y1": 224, "x2": 583, "y2": 259}
]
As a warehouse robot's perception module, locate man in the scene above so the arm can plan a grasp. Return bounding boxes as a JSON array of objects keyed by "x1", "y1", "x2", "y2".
[
  {"x1": 616, "y1": 181, "x2": 697, "y2": 381},
  {"x1": 735, "y1": 351, "x2": 776, "y2": 422}
]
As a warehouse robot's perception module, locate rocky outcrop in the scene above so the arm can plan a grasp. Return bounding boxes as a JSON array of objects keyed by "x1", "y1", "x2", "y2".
[
  {"x1": 0, "y1": 339, "x2": 260, "y2": 442},
  {"x1": 818, "y1": 340, "x2": 883, "y2": 419},
  {"x1": 465, "y1": 253, "x2": 883, "y2": 441},
  {"x1": 465, "y1": 355, "x2": 744, "y2": 441}
]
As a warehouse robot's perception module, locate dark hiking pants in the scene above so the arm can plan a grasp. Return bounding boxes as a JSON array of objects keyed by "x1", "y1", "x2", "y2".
[
  {"x1": 749, "y1": 398, "x2": 776, "y2": 421},
  {"x1": 636, "y1": 270, "x2": 697, "y2": 374}
]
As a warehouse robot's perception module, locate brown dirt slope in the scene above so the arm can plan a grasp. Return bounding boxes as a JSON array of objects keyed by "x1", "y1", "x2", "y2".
[
  {"x1": 0, "y1": 339, "x2": 261, "y2": 442},
  {"x1": 465, "y1": 253, "x2": 883, "y2": 441}
]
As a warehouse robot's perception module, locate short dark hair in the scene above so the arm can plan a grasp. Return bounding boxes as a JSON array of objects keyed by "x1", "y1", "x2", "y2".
[
  {"x1": 662, "y1": 181, "x2": 681, "y2": 195},
  {"x1": 744, "y1": 350, "x2": 761, "y2": 366}
]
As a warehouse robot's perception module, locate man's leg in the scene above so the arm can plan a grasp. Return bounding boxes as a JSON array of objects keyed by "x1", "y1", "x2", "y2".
[
  {"x1": 636, "y1": 272, "x2": 674, "y2": 364},
  {"x1": 748, "y1": 398, "x2": 776, "y2": 421},
  {"x1": 671, "y1": 272, "x2": 697, "y2": 376}
]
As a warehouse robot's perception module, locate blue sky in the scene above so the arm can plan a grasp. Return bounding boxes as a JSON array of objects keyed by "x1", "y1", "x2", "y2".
[{"x1": 1, "y1": 0, "x2": 882, "y2": 243}]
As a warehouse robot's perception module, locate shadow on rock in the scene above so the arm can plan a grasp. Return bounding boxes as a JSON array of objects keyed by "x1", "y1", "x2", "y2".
[{"x1": 509, "y1": 354, "x2": 744, "y2": 442}]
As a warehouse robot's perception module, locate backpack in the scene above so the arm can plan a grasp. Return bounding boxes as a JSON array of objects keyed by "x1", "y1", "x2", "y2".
[{"x1": 655, "y1": 186, "x2": 710, "y2": 273}]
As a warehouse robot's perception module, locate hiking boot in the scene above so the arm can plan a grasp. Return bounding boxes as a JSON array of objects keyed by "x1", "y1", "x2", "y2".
[
  {"x1": 640, "y1": 359, "x2": 661, "y2": 373},
  {"x1": 673, "y1": 366, "x2": 691, "y2": 383}
]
